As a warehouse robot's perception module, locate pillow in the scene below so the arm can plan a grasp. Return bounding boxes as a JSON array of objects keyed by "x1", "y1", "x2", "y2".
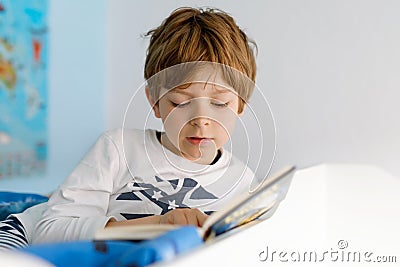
[{"x1": 0, "y1": 192, "x2": 48, "y2": 221}]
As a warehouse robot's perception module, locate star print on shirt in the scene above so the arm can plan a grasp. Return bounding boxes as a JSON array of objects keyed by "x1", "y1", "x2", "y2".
[
  {"x1": 152, "y1": 191, "x2": 163, "y2": 201},
  {"x1": 168, "y1": 200, "x2": 178, "y2": 210},
  {"x1": 117, "y1": 176, "x2": 218, "y2": 219}
]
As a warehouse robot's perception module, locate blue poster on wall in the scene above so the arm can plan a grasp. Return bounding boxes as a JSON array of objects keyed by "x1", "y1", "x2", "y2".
[{"x1": 0, "y1": 0, "x2": 48, "y2": 179}]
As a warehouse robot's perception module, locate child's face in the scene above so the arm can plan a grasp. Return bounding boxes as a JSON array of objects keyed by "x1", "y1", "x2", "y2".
[{"x1": 150, "y1": 82, "x2": 243, "y2": 164}]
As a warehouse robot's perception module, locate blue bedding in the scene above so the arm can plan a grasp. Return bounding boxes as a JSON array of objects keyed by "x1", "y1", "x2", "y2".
[
  {"x1": 0, "y1": 191, "x2": 48, "y2": 220},
  {"x1": 23, "y1": 226, "x2": 202, "y2": 267},
  {"x1": 0, "y1": 191, "x2": 203, "y2": 266}
]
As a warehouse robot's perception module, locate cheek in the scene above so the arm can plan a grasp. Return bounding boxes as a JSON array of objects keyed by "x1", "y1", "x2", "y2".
[
  {"x1": 213, "y1": 108, "x2": 238, "y2": 135},
  {"x1": 161, "y1": 108, "x2": 190, "y2": 141},
  {"x1": 215, "y1": 117, "x2": 236, "y2": 141}
]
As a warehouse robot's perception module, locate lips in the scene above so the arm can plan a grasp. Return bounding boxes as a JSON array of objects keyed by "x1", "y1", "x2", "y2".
[{"x1": 186, "y1": 137, "x2": 213, "y2": 145}]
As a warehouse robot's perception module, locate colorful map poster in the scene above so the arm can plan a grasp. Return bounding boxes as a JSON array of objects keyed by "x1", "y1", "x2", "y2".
[{"x1": 0, "y1": 0, "x2": 48, "y2": 179}]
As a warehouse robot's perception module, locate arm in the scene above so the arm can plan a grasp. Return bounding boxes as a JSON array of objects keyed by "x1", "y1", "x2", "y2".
[{"x1": 33, "y1": 133, "x2": 120, "y2": 243}]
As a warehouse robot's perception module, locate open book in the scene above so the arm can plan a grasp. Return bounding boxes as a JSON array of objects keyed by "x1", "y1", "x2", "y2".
[{"x1": 95, "y1": 166, "x2": 296, "y2": 242}]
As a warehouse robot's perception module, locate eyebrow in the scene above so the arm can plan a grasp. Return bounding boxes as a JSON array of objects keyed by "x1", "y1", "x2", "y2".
[{"x1": 170, "y1": 86, "x2": 232, "y2": 96}]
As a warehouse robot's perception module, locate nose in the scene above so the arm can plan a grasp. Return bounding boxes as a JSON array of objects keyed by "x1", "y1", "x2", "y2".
[
  {"x1": 190, "y1": 117, "x2": 210, "y2": 127},
  {"x1": 188, "y1": 98, "x2": 212, "y2": 127}
]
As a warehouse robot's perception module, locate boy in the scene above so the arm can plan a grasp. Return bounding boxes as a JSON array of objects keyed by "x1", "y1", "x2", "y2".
[{"x1": 33, "y1": 7, "x2": 257, "y2": 243}]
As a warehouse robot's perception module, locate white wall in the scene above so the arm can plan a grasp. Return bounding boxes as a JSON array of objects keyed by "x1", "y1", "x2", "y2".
[
  {"x1": 0, "y1": 0, "x2": 107, "y2": 194},
  {"x1": 106, "y1": 0, "x2": 400, "y2": 177},
  {"x1": 3, "y1": 0, "x2": 398, "y2": 194}
]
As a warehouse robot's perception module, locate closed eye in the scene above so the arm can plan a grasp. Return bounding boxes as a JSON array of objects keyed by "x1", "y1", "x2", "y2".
[
  {"x1": 170, "y1": 101, "x2": 190, "y2": 108},
  {"x1": 212, "y1": 102, "x2": 229, "y2": 108}
]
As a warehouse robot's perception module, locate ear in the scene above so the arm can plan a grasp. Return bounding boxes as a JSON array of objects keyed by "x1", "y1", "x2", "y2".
[
  {"x1": 145, "y1": 87, "x2": 161, "y2": 118},
  {"x1": 238, "y1": 103, "x2": 246, "y2": 117}
]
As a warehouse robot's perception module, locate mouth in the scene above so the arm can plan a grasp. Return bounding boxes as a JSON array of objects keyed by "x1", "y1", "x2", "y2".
[{"x1": 186, "y1": 137, "x2": 213, "y2": 145}]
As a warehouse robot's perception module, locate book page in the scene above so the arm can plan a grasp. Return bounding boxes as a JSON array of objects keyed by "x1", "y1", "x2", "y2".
[
  {"x1": 202, "y1": 166, "x2": 295, "y2": 241},
  {"x1": 95, "y1": 224, "x2": 179, "y2": 241}
]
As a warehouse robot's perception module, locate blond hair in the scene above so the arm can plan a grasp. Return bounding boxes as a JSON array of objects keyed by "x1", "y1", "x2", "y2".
[{"x1": 144, "y1": 7, "x2": 257, "y2": 113}]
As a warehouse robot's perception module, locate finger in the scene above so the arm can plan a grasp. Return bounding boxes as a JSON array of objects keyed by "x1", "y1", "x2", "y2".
[
  {"x1": 161, "y1": 210, "x2": 179, "y2": 224},
  {"x1": 186, "y1": 210, "x2": 200, "y2": 226},
  {"x1": 173, "y1": 210, "x2": 188, "y2": 225},
  {"x1": 195, "y1": 209, "x2": 208, "y2": 227}
]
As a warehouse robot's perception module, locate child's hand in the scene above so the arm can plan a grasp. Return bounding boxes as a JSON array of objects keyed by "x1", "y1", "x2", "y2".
[{"x1": 158, "y1": 208, "x2": 208, "y2": 227}]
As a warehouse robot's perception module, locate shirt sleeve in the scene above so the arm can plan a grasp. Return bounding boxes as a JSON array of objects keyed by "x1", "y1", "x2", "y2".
[{"x1": 32, "y1": 132, "x2": 121, "y2": 244}]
